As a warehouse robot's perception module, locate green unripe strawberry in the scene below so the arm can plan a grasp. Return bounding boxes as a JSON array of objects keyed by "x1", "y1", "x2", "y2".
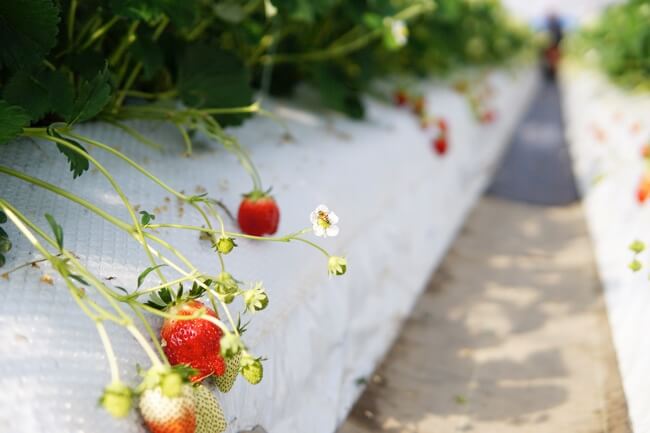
[
  {"x1": 100, "y1": 382, "x2": 133, "y2": 418},
  {"x1": 214, "y1": 352, "x2": 240, "y2": 393},
  {"x1": 240, "y1": 352, "x2": 263, "y2": 385}
]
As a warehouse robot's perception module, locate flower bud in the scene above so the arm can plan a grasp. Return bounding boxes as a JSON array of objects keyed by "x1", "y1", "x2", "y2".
[
  {"x1": 215, "y1": 237, "x2": 237, "y2": 254},
  {"x1": 243, "y1": 283, "x2": 269, "y2": 313},
  {"x1": 328, "y1": 256, "x2": 347, "y2": 276}
]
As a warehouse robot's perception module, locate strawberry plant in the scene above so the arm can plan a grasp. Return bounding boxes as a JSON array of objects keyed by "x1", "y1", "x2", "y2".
[
  {"x1": 567, "y1": 0, "x2": 650, "y2": 90},
  {"x1": 0, "y1": 0, "x2": 531, "y2": 431}
]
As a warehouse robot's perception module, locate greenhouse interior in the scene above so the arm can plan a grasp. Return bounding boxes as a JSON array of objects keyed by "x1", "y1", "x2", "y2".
[{"x1": 1, "y1": 0, "x2": 649, "y2": 432}]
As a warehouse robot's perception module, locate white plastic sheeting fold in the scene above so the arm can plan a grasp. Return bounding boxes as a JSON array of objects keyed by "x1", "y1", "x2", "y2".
[
  {"x1": 0, "y1": 67, "x2": 537, "y2": 433},
  {"x1": 560, "y1": 66, "x2": 650, "y2": 433}
]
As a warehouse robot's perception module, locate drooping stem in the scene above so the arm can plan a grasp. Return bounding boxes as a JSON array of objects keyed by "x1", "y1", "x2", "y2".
[{"x1": 96, "y1": 321, "x2": 121, "y2": 383}]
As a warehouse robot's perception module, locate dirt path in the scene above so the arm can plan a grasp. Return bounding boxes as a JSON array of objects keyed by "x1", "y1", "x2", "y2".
[{"x1": 338, "y1": 197, "x2": 630, "y2": 433}]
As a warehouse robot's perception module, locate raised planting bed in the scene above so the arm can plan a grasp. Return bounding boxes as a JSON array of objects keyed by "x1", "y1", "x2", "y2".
[
  {"x1": 0, "y1": 66, "x2": 538, "y2": 433},
  {"x1": 560, "y1": 64, "x2": 650, "y2": 432}
]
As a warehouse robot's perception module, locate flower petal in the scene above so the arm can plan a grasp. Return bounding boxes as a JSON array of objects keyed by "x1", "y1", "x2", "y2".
[
  {"x1": 313, "y1": 225, "x2": 326, "y2": 237},
  {"x1": 328, "y1": 212, "x2": 339, "y2": 224},
  {"x1": 326, "y1": 225, "x2": 340, "y2": 237}
]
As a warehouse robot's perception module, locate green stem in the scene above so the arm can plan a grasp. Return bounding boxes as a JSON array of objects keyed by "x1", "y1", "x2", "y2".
[
  {"x1": 67, "y1": 0, "x2": 78, "y2": 42},
  {"x1": 128, "y1": 302, "x2": 167, "y2": 362},
  {"x1": 96, "y1": 321, "x2": 121, "y2": 382},
  {"x1": 101, "y1": 119, "x2": 163, "y2": 150},
  {"x1": 31, "y1": 132, "x2": 167, "y2": 284},
  {"x1": 259, "y1": 2, "x2": 432, "y2": 65},
  {"x1": 110, "y1": 21, "x2": 139, "y2": 66},
  {"x1": 79, "y1": 16, "x2": 120, "y2": 51}
]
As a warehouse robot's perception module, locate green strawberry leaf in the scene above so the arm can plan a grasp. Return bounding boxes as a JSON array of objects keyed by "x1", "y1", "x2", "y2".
[
  {"x1": 44, "y1": 213, "x2": 63, "y2": 250},
  {"x1": 0, "y1": 100, "x2": 30, "y2": 144},
  {"x1": 131, "y1": 37, "x2": 164, "y2": 80},
  {"x1": 108, "y1": 0, "x2": 198, "y2": 28},
  {"x1": 3, "y1": 71, "x2": 50, "y2": 121},
  {"x1": 137, "y1": 264, "x2": 167, "y2": 288},
  {"x1": 3, "y1": 70, "x2": 75, "y2": 122},
  {"x1": 178, "y1": 45, "x2": 253, "y2": 127},
  {"x1": 47, "y1": 128, "x2": 90, "y2": 179},
  {"x1": 69, "y1": 274, "x2": 89, "y2": 286},
  {"x1": 0, "y1": 211, "x2": 6, "y2": 224},
  {"x1": 67, "y1": 65, "x2": 113, "y2": 125},
  {"x1": 0, "y1": 0, "x2": 60, "y2": 69}
]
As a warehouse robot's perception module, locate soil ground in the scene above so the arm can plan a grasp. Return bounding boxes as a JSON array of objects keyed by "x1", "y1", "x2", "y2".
[{"x1": 338, "y1": 196, "x2": 630, "y2": 433}]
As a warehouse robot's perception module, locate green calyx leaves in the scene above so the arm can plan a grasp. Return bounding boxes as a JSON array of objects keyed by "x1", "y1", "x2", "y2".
[
  {"x1": 214, "y1": 272, "x2": 239, "y2": 304},
  {"x1": 144, "y1": 279, "x2": 208, "y2": 310},
  {"x1": 215, "y1": 237, "x2": 237, "y2": 255},
  {"x1": 220, "y1": 332, "x2": 244, "y2": 359},
  {"x1": 100, "y1": 382, "x2": 133, "y2": 418}
]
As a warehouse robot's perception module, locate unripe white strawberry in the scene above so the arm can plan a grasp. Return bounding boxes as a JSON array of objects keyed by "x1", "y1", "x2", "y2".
[
  {"x1": 139, "y1": 385, "x2": 196, "y2": 433},
  {"x1": 193, "y1": 384, "x2": 227, "y2": 433}
]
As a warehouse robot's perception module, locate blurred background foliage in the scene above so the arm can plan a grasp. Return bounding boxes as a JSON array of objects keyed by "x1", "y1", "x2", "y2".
[
  {"x1": 566, "y1": 0, "x2": 650, "y2": 91},
  {"x1": 0, "y1": 0, "x2": 533, "y2": 133}
]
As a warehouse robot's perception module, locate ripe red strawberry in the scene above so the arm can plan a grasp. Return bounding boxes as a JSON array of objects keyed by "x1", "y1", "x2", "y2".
[
  {"x1": 394, "y1": 90, "x2": 408, "y2": 106},
  {"x1": 139, "y1": 385, "x2": 196, "y2": 433},
  {"x1": 193, "y1": 385, "x2": 227, "y2": 433},
  {"x1": 433, "y1": 134, "x2": 448, "y2": 156},
  {"x1": 637, "y1": 175, "x2": 650, "y2": 203},
  {"x1": 237, "y1": 191, "x2": 280, "y2": 236},
  {"x1": 161, "y1": 300, "x2": 226, "y2": 382}
]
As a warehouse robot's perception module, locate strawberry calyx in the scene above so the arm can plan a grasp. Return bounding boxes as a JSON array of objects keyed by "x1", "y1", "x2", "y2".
[
  {"x1": 144, "y1": 279, "x2": 211, "y2": 311},
  {"x1": 241, "y1": 187, "x2": 273, "y2": 202}
]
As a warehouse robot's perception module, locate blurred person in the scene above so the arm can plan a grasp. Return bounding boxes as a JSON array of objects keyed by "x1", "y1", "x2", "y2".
[{"x1": 542, "y1": 13, "x2": 563, "y2": 80}]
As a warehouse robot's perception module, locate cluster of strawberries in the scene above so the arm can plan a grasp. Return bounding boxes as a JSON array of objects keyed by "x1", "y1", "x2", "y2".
[
  {"x1": 452, "y1": 78, "x2": 497, "y2": 125},
  {"x1": 393, "y1": 89, "x2": 450, "y2": 157}
]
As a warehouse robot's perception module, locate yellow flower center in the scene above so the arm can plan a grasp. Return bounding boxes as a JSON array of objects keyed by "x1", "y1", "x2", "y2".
[{"x1": 317, "y1": 211, "x2": 331, "y2": 228}]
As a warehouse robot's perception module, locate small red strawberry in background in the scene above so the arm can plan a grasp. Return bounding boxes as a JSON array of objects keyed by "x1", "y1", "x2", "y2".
[
  {"x1": 437, "y1": 118, "x2": 448, "y2": 133},
  {"x1": 480, "y1": 110, "x2": 496, "y2": 124},
  {"x1": 160, "y1": 299, "x2": 226, "y2": 382},
  {"x1": 394, "y1": 90, "x2": 408, "y2": 106},
  {"x1": 238, "y1": 190, "x2": 280, "y2": 236},
  {"x1": 641, "y1": 144, "x2": 650, "y2": 159},
  {"x1": 637, "y1": 174, "x2": 650, "y2": 203},
  {"x1": 432, "y1": 134, "x2": 448, "y2": 156},
  {"x1": 139, "y1": 384, "x2": 196, "y2": 433}
]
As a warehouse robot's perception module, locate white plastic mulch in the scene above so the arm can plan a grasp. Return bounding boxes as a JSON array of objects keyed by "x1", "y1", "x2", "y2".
[
  {"x1": 0, "y1": 67, "x2": 538, "y2": 433},
  {"x1": 560, "y1": 65, "x2": 650, "y2": 433}
]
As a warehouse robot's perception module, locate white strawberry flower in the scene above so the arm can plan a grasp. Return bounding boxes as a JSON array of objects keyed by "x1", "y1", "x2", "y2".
[
  {"x1": 310, "y1": 205, "x2": 340, "y2": 238},
  {"x1": 389, "y1": 19, "x2": 409, "y2": 47}
]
